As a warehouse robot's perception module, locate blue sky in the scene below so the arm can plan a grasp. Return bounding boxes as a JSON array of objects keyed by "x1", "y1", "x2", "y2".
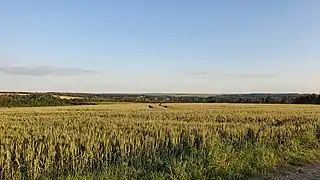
[{"x1": 1, "y1": 0, "x2": 319, "y2": 93}]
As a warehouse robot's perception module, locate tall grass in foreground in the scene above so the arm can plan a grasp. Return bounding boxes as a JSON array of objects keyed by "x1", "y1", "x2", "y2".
[{"x1": 0, "y1": 103, "x2": 320, "y2": 179}]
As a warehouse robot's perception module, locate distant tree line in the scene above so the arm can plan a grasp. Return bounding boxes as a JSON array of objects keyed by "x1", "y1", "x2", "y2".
[
  {"x1": 51, "y1": 92, "x2": 320, "y2": 105},
  {"x1": 205, "y1": 94, "x2": 320, "y2": 104},
  {"x1": 0, "y1": 94, "x2": 97, "y2": 107},
  {"x1": 0, "y1": 93, "x2": 320, "y2": 107},
  {"x1": 92, "y1": 93, "x2": 320, "y2": 104}
]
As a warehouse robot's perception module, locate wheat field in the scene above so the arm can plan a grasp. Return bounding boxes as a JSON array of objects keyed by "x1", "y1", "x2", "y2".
[{"x1": 0, "y1": 103, "x2": 320, "y2": 179}]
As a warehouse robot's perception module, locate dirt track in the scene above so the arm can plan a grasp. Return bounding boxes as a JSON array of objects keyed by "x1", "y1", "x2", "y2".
[{"x1": 251, "y1": 164, "x2": 320, "y2": 180}]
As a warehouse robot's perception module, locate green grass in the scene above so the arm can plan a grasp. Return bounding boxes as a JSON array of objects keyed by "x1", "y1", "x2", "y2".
[{"x1": 0, "y1": 103, "x2": 319, "y2": 179}]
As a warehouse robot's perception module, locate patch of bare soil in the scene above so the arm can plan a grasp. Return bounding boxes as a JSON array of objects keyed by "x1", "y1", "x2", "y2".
[
  {"x1": 251, "y1": 164, "x2": 320, "y2": 180},
  {"x1": 52, "y1": 95, "x2": 83, "y2": 100}
]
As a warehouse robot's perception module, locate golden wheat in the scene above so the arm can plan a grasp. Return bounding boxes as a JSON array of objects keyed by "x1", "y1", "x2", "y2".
[{"x1": 0, "y1": 103, "x2": 319, "y2": 179}]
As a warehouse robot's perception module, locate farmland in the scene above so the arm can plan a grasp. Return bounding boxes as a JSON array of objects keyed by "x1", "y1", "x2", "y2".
[{"x1": 0, "y1": 103, "x2": 320, "y2": 179}]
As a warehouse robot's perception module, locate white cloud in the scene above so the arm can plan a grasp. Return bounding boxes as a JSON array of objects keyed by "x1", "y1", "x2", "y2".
[{"x1": 0, "y1": 68, "x2": 319, "y2": 93}]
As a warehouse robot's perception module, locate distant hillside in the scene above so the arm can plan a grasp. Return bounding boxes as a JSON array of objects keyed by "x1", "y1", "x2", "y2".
[
  {"x1": 0, "y1": 93, "x2": 95, "y2": 107},
  {"x1": 0, "y1": 92, "x2": 83, "y2": 100},
  {"x1": 0, "y1": 92, "x2": 319, "y2": 105}
]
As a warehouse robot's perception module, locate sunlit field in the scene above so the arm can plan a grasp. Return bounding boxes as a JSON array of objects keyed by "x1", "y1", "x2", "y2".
[{"x1": 1, "y1": 103, "x2": 320, "y2": 179}]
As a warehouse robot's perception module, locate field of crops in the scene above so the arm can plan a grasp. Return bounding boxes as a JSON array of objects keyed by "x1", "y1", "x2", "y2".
[{"x1": 1, "y1": 103, "x2": 320, "y2": 179}]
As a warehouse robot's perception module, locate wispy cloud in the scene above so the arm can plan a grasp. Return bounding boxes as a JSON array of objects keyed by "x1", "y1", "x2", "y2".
[
  {"x1": 221, "y1": 73, "x2": 277, "y2": 78},
  {"x1": 0, "y1": 66, "x2": 97, "y2": 76},
  {"x1": 184, "y1": 71, "x2": 278, "y2": 79}
]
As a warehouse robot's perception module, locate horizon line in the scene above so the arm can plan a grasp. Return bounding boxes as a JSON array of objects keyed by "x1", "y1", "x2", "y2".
[{"x1": 0, "y1": 91, "x2": 317, "y2": 95}]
